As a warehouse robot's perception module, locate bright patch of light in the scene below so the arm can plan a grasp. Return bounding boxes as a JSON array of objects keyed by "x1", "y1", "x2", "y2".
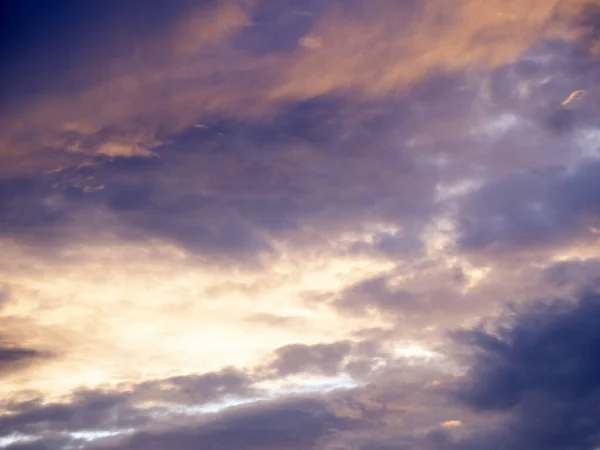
[
  {"x1": 436, "y1": 178, "x2": 482, "y2": 202},
  {"x1": 561, "y1": 89, "x2": 585, "y2": 107},
  {"x1": 471, "y1": 113, "x2": 520, "y2": 140},
  {"x1": 0, "y1": 235, "x2": 393, "y2": 401},
  {"x1": 167, "y1": 396, "x2": 262, "y2": 415},
  {"x1": 421, "y1": 214, "x2": 491, "y2": 291},
  {"x1": 441, "y1": 420, "x2": 463, "y2": 428},
  {"x1": 337, "y1": 223, "x2": 402, "y2": 247},
  {"x1": 156, "y1": 375, "x2": 360, "y2": 417},
  {"x1": 576, "y1": 128, "x2": 600, "y2": 160},
  {"x1": 268, "y1": 374, "x2": 359, "y2": 394},
  {"x1": 393, "y1": 343, "x2": 440, "y2": 361},
  {"x1": 0, "y1": 433, "x2": 40, "y2": 448},
  {"x1": 552, "y1": 241, "x2": 600, "y2": 262},
  {"x1": 463, "y1": 265, "x2": 491, "y2": 290},
  {"x1": 429, "y1": 155, "x2": 449, "y2": 168},
  {"x1": 68, "y1": 428, "x2": 136, "y2": 442},
  {"x1": 423, "y1": 216, "x2": 457, "y2": 257}
]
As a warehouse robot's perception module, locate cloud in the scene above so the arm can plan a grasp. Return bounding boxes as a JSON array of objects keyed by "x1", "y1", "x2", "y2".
[
  {"x1": 0, "y1": 367, "x2": 258, "y2": 438},
  {"x1": 4, "y1": 2, "x2": 600, "y2": 449},
  {"x1": 0, "y1": 337, "x2": 431, "y2": 448},
  {"x1": 264, "y1": 341, "x2": 354, "y2": 377},
  {"x1": 0, "y1": 284, "x2": 10, "y2": 307},
  {"x1": 456, "y1": 158, "x2": 600, "y2": 255},
  {"x1": 7, "y1": 290, "x2": 600, "y2": 450},
  {"x1": 0, "y1": 309, "x2": 50, "y2": 378},
  {"x1": 259, "y1": 339, "x2": 388, "y2": 380},
  {"x1": 543, "y1": 258, "x2": 600, "y2": 292},
  {"x1": 451, "y1": 293, "x2": 600, "y2": 449},
  {"x1": 105, "y1": 359, "x2": 460, "y2": 450},
  {"x1": 0, "y1": 391, "x2": 133, "y2": 436},
  {"x1": 0, "y1": 379, "x2": 348, "y2": 449},
  {"x1": 0, "y1": 0, "x2": 254, "y2": 175},
  {"x1": 0, "y1": 0, "x2": 595, "y2": 179},
  {"x1": 112, "y1": 396, "x2": 349, "y2": 450},
  {"x1": 329, "y1": 261, "x2": 472, "y2": 334},
  {"x1": 0, "y1": 343, "x2": 48, "y2": 376},
  {"x1": 0, "y1": 226, "x2": 397, "y2": 403},
  {"x1": 266, "y1": 0, "x2": 565, "y2": 100},
  {"x1": 0, "y1": 93, "x2": 444, "y2": 263},
  {"x1": 130, "y1": 367, "x2": 258, "y2": 406},
  {"x1": 3, "y1": 1, "x2": 599, "y2": 264}
]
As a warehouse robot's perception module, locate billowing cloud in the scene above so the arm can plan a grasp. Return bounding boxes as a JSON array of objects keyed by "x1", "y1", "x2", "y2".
[
  {"x1": 3, "y1": 1, "x2": 600, "y2": 449},
  {"x1": 448, "y1": 294, "x2": 600, "y2": 450},
  {"x1": 4, "y1": 294, "x2": 600, "y2": 450}
]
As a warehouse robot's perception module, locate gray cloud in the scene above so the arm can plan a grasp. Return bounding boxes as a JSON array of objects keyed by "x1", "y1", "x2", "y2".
[
  {"x1": 0, "y1": 367, "x2": 256, "y2": 437},
  {"x1": 0, "y1": 345, "x2": 48, "y2": 376},
  {"x1": 109, "y1": 396, "x2": 350, "y2": 450},
  {"x1": 456, "y1": 158, "x2": 600, "y2": 255},
  {"x1": 0, "y1": 93, "x2": 444, "y2": 264},
  {"x1": 265, "y1": 341, "x2": 353, "y2": 377},
  {"x1": 4, "y1": 28, "x2": 599, "y2": 264},
  {"x1": 447, "y1": 293, "x2": 600, "y2": 450},
  {"x1": 130, "y1": 367, "x2": 258, "y2": 406},
  {"x1": 0, "y1": 338, "x2": 387, "y2": 444}
]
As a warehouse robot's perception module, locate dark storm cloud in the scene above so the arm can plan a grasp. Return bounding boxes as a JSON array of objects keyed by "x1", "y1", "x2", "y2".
[
  {"x1": 317, "y1": 290, "x2": 600, "y2": 450},
  {"x1": 448, "y1": 293, "x2": 600, "y2": 450}
]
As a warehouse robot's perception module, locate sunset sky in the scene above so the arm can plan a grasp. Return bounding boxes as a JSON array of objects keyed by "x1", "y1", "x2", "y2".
[{"x1": 2, "y1": 1, "x2": 600, "y2": 449}]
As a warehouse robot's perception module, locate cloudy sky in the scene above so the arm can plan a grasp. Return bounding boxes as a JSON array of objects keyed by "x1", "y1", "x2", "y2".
[{"x1": 2, "y1": 0, "x2": 600, "y2": 448}]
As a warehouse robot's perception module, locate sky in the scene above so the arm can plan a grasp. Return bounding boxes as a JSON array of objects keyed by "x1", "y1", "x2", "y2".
[{"x1": 2, "y1": 0, "x2": 600, "y2": 448}]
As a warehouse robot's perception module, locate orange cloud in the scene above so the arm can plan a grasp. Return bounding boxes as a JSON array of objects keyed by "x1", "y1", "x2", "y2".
[{"x1": 0, "y1": 0, "x2": 596, "y2": 175}]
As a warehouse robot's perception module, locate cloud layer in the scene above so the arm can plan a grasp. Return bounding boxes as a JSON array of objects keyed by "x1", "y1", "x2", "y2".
[{"x1": 2, "y1": 0, "x2": 600, "y2": 449}]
